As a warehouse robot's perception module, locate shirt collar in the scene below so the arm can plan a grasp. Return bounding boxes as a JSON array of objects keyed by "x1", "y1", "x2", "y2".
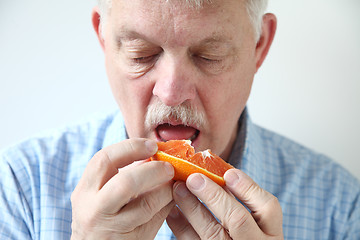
[
  {"x1": 102, "y1": 110, "x2": 127, "y2": 148},
  {"x1": 228, "y1": 108, "x2": 265, "y2": 188}
]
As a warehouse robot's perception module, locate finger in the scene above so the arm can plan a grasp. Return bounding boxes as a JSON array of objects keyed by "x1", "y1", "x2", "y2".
[
  {"x1": 224, "y1": 169, "x2": 283, "y2": 236},
  {"x1": 117, "y1": 181, "x2": 173, "y2": 230},
  {"x1": 166, "y1": 206, "x2": 200, "y2": 240},
  {"x1": 97, "y1": 160, "x2": 174, "y2": 213},
  {"x1": 120, "y1": 159, "x2": 150, "y2": 171},
  {"x1": 172, "y1": 181, "x2": 229, "y2": 239},
  {"x1": 138, "y1": 200, "x2": 176, "y2": 239},
  {"x1": 186, "y1": 173, "x2": 261, "y2": 239},
  {"x1": 81, "y1": 138, "x2": 158, "y2": 190}
]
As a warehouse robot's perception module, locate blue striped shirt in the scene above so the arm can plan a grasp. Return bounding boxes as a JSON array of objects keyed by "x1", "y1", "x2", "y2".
[{"x1": 0, "y1": 110, "x2": 359, "y2": 239}]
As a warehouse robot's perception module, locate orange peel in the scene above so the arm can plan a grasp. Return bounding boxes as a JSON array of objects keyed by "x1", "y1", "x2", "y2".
[{"x1": 151, "y1": 140, "x2": 234, "y2": 186}]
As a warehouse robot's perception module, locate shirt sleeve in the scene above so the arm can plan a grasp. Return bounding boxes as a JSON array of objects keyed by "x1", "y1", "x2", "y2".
[{"x1": 0, "y1": 153, "x2": 34, "y2": 239}]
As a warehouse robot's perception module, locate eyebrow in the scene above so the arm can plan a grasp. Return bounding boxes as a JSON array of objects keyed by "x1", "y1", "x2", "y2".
[
  {"x1": 115, "y1": 29, "x2": 153, "y2": 44},
  {"x1": 192, "y1": 36, "x2": 234, "y2": 53},
  {"x1": 199, "y1": 35, "x2": 231, "y2": 44},
  {"x1": 115, "y1": 28, "x2": 233, "y2": 50}
]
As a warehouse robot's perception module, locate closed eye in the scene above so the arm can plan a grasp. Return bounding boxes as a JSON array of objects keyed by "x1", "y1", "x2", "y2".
[
  {"x1": 132, "y1": 54, "x2": 160, "y2": 64},
  {"x1": 199, "y1": 56, "x2": 221, "y2": 63},
  {"x1": 194, "y1": 54, "x2": 223, "y2": 65},
  {"x1": 191, "y1": 54, "x2": 228, "y2": 75}
]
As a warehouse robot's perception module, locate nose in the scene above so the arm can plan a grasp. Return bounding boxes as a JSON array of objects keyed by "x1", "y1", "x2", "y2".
[{"x1": 152, "y1": 55, "x2": 196, "y2": 107}]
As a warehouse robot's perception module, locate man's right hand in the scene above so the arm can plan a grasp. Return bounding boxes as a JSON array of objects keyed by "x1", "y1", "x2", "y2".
[{"x1": 70, "y1": 138, "x2": 175, "y2": 240}]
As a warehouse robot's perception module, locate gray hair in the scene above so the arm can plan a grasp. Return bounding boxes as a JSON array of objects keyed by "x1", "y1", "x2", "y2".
[{"x1": 97, "y1": 0, "x2": 268, "y2": 40}]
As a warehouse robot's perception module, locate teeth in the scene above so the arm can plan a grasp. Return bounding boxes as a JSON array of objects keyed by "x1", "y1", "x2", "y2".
[
  {"x1": 188, "y1": 130, "x2": 199, "y2": 141},
  {"x1": 188, "y1": 134, "x2": 197, "y2": 141}
]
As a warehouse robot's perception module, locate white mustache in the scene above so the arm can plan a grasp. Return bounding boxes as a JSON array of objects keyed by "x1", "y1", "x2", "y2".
[{"x1": 145, "y1": 99, "x2": 206, "y2": 130}]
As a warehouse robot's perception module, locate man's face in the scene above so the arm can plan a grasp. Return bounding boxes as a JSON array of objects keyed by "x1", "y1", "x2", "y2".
[{"x1": 101, "y1": 0, "x2": 258, "y2": 160}]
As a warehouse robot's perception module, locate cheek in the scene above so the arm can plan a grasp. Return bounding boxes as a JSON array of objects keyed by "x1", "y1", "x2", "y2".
[
  {"x1": 203, "y1": 74, "x2": 252, "y2": 117},
  {"x1": 105, "y1": 54, "x2": 154, "y2": 135},
  {"x1": 106, "y1": 50, "x2": 150, "y2": 106},
  {"x1": 201, "y1": 67, "x2": 254, "y2": 140}
]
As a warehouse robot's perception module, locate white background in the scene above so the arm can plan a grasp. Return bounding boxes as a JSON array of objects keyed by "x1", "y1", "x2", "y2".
[{"x1": 1, "y1": 0, "x2": 359, "y2": 178}]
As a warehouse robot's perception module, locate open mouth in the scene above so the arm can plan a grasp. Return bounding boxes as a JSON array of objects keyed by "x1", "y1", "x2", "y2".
[{"x1": 155, "y1": 123, "x2": 200, "y2": 142}]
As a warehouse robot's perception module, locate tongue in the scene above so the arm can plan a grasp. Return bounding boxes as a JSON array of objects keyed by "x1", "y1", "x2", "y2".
[{"x1": 157, "y1": 124, "x2": 197, "y2": 141}]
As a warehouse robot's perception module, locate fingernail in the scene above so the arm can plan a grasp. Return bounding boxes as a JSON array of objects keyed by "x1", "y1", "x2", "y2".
[
  {"x1": 145, "y1": 140, "x2": 158, "y2": 153},
  {"x1": 174, "y1": 182, "x2": 189, "y2": 198},
  {"x1": 168, "y1": 206, "x2": 179, "y2": 218},
  {"x1": 188, "y1": 174, "x2": 205, "y2": 191},
  {"x1": 225, "y1": 170, "x2": 240, "y2": 187}
]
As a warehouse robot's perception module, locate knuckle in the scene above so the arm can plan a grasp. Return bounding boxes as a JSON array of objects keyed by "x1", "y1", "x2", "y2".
[
  {"x1": 83, "y1": 209, "x2": 100, "y2": 230},
  {"x1": 111, "y1": 215, "x2": 134, "y2": 232},
  {"x1": 268, "y1": 194, "x2": 280, "y2": 208},
  {"x1": 116, "y1": 174, "x2": 138, "y2": 198},
  {"x1": 262, "y1": 194, "x2": 283, "y2": 219},
  {"x1": 205, "y1": 188, "x2": 226, "y2": 207},
  {"x1": 70, "y1": 190, "x2": 77, "y2": 204},
  {"x1": 187, "y1": 198, "x2": 204, "y2": 216},
  {"x1": 203, "y1": 222, "x2": 227, "y2": 240},
  {"x1": 258, "y1": 192, "x2": 280, "y2": 213},
  {"x1": 71, "y1": 182, "x2": 87, "y2": 206},
  {"x1": 273, "y1": 195, "x2": 280, "y2": 205},
  {"x1": 230, "y1": 170, "x2": 264, "y2": 196},
  {"x1": 149, "y1": 202, "x2": 174, "y2": 227},
  {"x1": 99, "y1": 172, "x2": 138, "y2": 206},
  {"x1": 227, "y1": 208, "x2": 250, "y2": 232},
  {"x1": 176, "y1": 223, "x2": 197, "y2": 238},
  {"x1": 123, "y1": 138, "x2": 142, "y2": 154},
  {"x1": 72, "y1": 200, "x2": 100, "y2": 234},
  {"x1": 125, "y1": 140, "x2": 137, "y2": 153},
  {"x1": 241, "y1": 180, "x2": 262, "y2": 202},
  {"x1": 140, "y1": 195, "x2": 156, "y2": 216},
  {"x1": 93, "y1": 150, "x2": 112, "y2": 167}
]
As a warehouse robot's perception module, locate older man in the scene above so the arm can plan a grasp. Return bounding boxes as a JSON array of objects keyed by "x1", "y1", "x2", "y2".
[{"x1": 1, "y1": 0, "x2": 359, "y2": 239}]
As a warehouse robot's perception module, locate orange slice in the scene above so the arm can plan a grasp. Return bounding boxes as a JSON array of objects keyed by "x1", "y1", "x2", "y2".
[{"x1": 151, "y1": 140, "x2": 234, "y2": 186}]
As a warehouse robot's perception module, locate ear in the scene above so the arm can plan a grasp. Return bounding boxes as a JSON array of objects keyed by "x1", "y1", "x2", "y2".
[
  {"x1": 255, "y1": 13, "x2": 277, "y2": 72},
  {"x1": 92, "y1": 6, "x2": 106, "y2": 51}
]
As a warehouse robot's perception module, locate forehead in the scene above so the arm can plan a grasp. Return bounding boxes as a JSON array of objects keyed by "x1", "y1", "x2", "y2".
[{"x1": 108, "y1": 0, "x2": 252, "y2": 46}]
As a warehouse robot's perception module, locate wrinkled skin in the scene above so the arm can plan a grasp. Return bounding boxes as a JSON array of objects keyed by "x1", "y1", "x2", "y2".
[{"x1": 71, "y1": 0, "x2": 282, "y2": 239}]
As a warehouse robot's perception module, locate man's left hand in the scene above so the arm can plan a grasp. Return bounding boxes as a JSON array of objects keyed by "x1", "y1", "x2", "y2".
[{"x1": 166, "y1": 168, "x2": 283, "y2": 239}]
